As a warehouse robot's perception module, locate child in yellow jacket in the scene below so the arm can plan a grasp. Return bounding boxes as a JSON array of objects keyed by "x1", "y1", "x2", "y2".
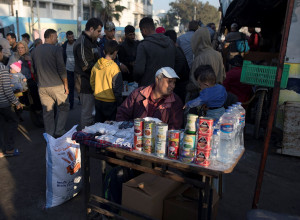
[{"x1": 90, "y1": 40, "x2": 123, "y2": 122}]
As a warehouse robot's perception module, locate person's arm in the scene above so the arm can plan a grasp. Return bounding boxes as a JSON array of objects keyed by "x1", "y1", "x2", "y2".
[
  {"x1": 1, "y1": 69, "x2": 21, "y2": 108},
  {"x1": 90, "y1": 67, "x2": 96, "y2": 92},
  {"x1": 56, "y1": 47, "x2": 69, "y2": 94},
  {"x1": 133, "y1": 43, "x2": 146, "y2": 82},
  {"x1": 112, "y1": 71, "x2": 123, "y2": 106},
  {"x1": 185, "y1": 93, "x2": 204, "y2": 108}
]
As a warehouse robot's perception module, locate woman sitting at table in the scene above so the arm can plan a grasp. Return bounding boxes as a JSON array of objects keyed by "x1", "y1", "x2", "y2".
[{"x1": 116, "y1": 67, "x2": 183, "y2": 129}]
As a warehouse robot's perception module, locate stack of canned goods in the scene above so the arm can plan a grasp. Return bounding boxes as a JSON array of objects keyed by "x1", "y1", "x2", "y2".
[
  {"x1": 134, "y1": 118, "x2": 144, "y2": 151},
  {"x1": 143, "y1": 120, "x2": 156, "y2": 154},
  {"x1": 167, "y1": 130, "x2": 182, "y2": 160},
  {"x1": 155, "y1": 123, "x2": 168, "y2": 157},
  {"x1": 194, "y1": 117, "x2": 214, "y2": 167},
  {"x1": 179, "y1": 114, "x2": 198, "y2": 163}
]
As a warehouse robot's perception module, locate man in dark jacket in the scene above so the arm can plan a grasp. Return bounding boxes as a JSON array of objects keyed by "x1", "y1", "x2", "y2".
[
  {"x1": 118, "y1": 25, "x2": 139, "y2": 82},
  {"x1": 133, "y1": 17, "x2": 176, "y2": 87},
  {"x1": 73, "y1": 18, "x2": 103, "y2": 129},
  {"x1": 62, "y1": 31, "x2": 76, "y2": 109},
  {"x1": 165, "y1": 30, "x2": 190, "y2": 103}
]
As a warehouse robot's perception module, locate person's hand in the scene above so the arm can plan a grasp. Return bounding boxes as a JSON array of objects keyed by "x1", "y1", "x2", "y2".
[
  {"x1": 120, "y1": 63, "x2": 129, "y2": 73},
  {"x1": 23, "y1": 78, "x2": 27, "y2": 82},
  {"x1": 16, "y1": 103, "x2": 23, "y2": 110},
  {"x1": 65, "y1": 87, "x2": 69, "y2": 95},
  {"x1": 183, "y1": 105, "x2": 187, "y2": 109}
]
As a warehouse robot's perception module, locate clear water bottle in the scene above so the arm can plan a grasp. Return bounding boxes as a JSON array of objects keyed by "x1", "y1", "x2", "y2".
[
  {"x1": 218, "y1": 110, "x2": 235, "y2": 163},
  {"x1": 236, "y1": 102, "x2": 246, "y2": 147},
  {"x1": 228, "y1": 106, "x2": 240, "y2": 150},
  {"x1": 210, "y1": 129, "x2": 220, "y2": 161}
]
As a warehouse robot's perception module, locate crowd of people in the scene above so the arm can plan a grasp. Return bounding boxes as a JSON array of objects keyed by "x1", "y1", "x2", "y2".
[{"x1": 0, "y1": 16, "x2": 259, "y2": 157}]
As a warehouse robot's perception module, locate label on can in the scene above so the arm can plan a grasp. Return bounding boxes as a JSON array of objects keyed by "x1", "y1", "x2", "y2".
[
  {"x1": 183, "y1": 134, "x2": 196, "y2": 150},
  {"x1": 195, "y1": 159, "x2": 210, "y2": 167},
  {"x1": 185, "y1": 114, "x2": 198, "y2": 134},
  {"x1": 195, "y1": 148, "x2": 211, "y2": 164},
  {"x1": 167, "y1": 145, "x2": 179, "y2": 160},
  {"x1": 180, "y1": 149, "x2": 195, "y2": 158},
  {"x1": 220, "y1": 123, "x2": 234, "y2": 133},
  {"x1": 134, "y1": 118, "x2": 144, "y2": 136},
  {"x1": 156, "y1": 123, "x2": 168, "y2": 142},
  {"x1": 143, "y1": 137, "x2": 155, "y2": 154},
  {"x1": 168, "y1": 130, "x2": 180, "y2": 141},
  {"x1": 197, "y1": 135, "x2": 212, "y2": 150},
  {"x1": 198, "y1": 117, "x2": 214, "y2": 135},
  {"x1": 144, "y1": 121, "x2": 156, "y2": 138},
  {"x1": 134, "y1": 135, "x2": 143, "y2": 151},
  {"x1": 180, "y1": 156, "x2": 194, "y2": 163},
  {"x1": 155, "y1": 141, "x2": 167, "y2": 157}
]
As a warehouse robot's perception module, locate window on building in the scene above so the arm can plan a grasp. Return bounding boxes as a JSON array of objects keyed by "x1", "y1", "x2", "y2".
[
  {"x1": 1, "y1": 0, "x2": 10, "y2": 4},
  {"x1": 53, "y1": 3, "x2": 70, "y2": 10},
  {"x1": 83, "y1": 6, "x2": 90, "y2": 20},
  {"x1": 134, "y1": 14, "x2": 138, "y2": 27},
  {"x1": 128, "y1": 1, "x2": 131, "y2": 10},
  {"x1": 23, "y1": 0, "x2": 46, "y2": 8}
]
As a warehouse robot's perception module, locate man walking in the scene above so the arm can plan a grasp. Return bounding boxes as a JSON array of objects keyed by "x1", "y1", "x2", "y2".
[
  {"x1": 73, "y1": 18, "x2": 102, "y2": 129},
  {"x1": 62, "y1": 31, "x2": 76, "y2": 109},
  {"x1": 133, "y1": 17, "x2": 176, "y2": 86},
  {"x1": 31, "y1": 29, "x2": 69, "y2": 137}
]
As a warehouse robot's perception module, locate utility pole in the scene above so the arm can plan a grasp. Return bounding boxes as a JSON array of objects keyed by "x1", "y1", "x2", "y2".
[
  {"x1": 10, "y1": 0, "x2": 14, "y2": 16},
  {"x1": 89, "y1": 0, "x2": 92, "y2": 19},
  {"x1": 16, "y1": 10, "x2": 20, "y2": 40},
  {"x1": 36, "y1": 0, "x2": 41, "y2": 38},
  {"x1": 30, "y1": 0, "x2": 34, "y2": 40},
  {"x1": 77, "y1": 0, "x2": 82, "y2": 37},
  {"x1": 194, "y1": 6, "x2": 196, "y2": 20}
]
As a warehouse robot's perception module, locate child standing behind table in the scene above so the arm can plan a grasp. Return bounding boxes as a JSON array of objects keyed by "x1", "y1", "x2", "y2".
[
  {"x1": 184, "y1": 65, "x2": 227, "y2": 122},
  {"x1": 9, "y1": 60, "x2": 27, "y2": 92},
  {"x1": 90, "y1": 40, "x2": 123, "y2": 123}
]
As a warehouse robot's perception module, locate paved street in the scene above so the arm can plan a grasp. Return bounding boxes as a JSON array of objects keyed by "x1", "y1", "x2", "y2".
[{"x1": 0, "y1": 102, "x2": 300, "y2": 220}]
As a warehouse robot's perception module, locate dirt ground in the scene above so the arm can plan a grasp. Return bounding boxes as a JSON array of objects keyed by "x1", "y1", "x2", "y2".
[{"x1": 0, "y1": 101, "x2": 300, "y2": 220}]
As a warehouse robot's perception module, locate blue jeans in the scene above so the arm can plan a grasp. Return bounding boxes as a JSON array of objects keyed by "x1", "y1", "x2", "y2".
[
  {"x1": 67, "y1": 70, "x2": 75, "y2": 109},
  {"x1": 206, "y1": 107, "x2": 225, "y2": 123}
]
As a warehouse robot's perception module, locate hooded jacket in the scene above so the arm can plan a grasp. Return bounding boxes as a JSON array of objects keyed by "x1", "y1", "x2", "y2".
[
  {"x1": 90, "y1": 58, "x2": 123, "y2": 105},
  {"x1": 190, "y1": 27, "x2": 226, "y2": 87},
  {"x1": 133, "y1": 33, "x2": 176, "y2": 86}
]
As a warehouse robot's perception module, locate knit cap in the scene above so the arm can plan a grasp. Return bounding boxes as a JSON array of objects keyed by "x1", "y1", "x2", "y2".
[{"x1": 10, "y1": 60, "x2": 22, "y2": 73}]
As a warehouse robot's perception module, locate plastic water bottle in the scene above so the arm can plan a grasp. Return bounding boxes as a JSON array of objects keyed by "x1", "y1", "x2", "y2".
[
  {"x1": 210, "y1": 129, "x2": 220, "y2": 161},
  {"x1": 236, "y1": 102, "x2": 246, "y2": 147},
  {"x1": 228, "y1": 106, "x2": 240, "y2": 150},
  {"x1": 218, "y1": 110, "x2": 235, "y2": 163}
]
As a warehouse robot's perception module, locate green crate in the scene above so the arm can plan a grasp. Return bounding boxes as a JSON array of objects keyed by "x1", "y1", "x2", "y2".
[{"x1": 240, "y1": 61, "x2": 290, "y2": 88}]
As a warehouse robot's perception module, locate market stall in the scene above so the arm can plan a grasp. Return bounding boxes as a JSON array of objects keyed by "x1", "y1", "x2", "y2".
[{"x1": 73, "y1": 114, "x2": 245, "y2": 220}]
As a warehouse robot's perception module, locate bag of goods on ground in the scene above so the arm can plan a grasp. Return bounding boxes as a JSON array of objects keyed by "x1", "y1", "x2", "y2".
[{"x1": 44, "y1": 125, "x2": 82, "y2": 208}]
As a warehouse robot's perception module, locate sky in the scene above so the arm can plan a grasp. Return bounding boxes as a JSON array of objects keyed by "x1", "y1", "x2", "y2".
[{"x1": 153, "y1": 0, "x2": 220, "y2": 14}]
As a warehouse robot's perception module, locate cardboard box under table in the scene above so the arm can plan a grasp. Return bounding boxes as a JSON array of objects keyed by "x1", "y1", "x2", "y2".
[
  {"x1": 78, "y1": 132, "x2": 245, "y2": 220},
  {"x1": 122, "y1": 173, "x2": 181, "y2": 220}
]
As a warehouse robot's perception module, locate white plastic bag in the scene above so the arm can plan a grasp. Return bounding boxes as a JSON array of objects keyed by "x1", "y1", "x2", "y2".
[{"x1": 44, "y1": 125, "x2": 82, "y2": 208}]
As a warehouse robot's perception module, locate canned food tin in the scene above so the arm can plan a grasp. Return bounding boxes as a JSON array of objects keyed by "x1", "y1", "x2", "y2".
[
  {"x1": 156, "y1": 123, "x2": 168, "y2": 142},
  {"x1": 197, "y1": 135, "x2": 212, "y2": 150},
  {"x1": 180, "y1": 149, "x2": 196, "y2": 157},
  {"x1": 180, "y1": 156, "x2": 194, "y2": 163},
  {"x1": 195, "y1": 148, "x2": 211, "y2": 164},
  {"x1": 143, "y1": 137, "x2": 155, "y2": 154},
  {"x1": 168, "y1": 130, "x2": 180, "y2": 141},
  {"x1": 185, "y1": 114, "x2": 199, "y2": 134},
  {"x1": 182, "y1": 134, "x2": 196, "y2": 150},
  {"x1": 144, "y1": 121, "x2": 156, "y2": 138},
  {"x1": 155, "y1": 141, "x2": 167, "y2": 158},
  {"x1": 195, "y1": 159, "x2": 210, "y2": 167},
  {"x1": 198, "y1": 117, "x2": 214, "y2": 136},
  {"x1": 134, "y1": 135, "x2": 143, "y2": 151},
  {"x1": 134, "y1": 118, "x2": 144, "y2": 136}
]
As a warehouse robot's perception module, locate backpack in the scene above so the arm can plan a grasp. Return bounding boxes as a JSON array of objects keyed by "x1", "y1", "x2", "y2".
[{"x1": 236, "y1": 34, "x2": 250, "y2": 53}]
